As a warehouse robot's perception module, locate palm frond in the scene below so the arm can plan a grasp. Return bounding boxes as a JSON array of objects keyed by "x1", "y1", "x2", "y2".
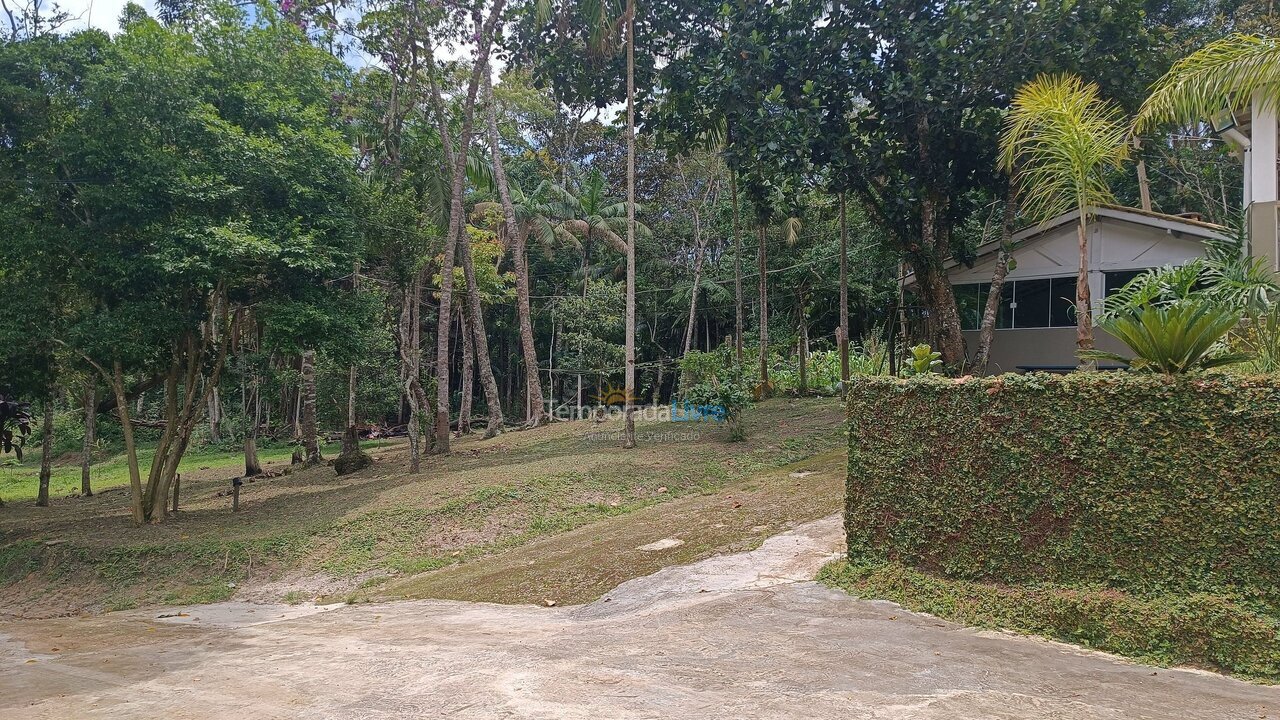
[
  {"x1": 1136, "y1": 34, "x2": 1280, "y2": 132},
  {"x1": 999, "y1": 73, "x2": 1130, "y2": 224}
]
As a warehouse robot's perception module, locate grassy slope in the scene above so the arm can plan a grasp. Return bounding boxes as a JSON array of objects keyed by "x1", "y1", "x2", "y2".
[{"x1": 0, "y1": 397, "x2": 846, "y2": 617}]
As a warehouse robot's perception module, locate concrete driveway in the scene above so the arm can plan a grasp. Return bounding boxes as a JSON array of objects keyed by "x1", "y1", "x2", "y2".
[{"x1": 2, "y1": 515, "x2": 1277, "y2": 719}]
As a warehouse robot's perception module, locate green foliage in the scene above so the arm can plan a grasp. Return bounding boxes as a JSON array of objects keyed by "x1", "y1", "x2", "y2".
[
  {"x1": 902, "y1": 344, "x2": 941, "y2": 376},
  {"x1": 551, "y1": 279, "x2": 626, "y2": 377},
  {"x1": 844, "y1": 374, "x2": 1280, "y2": 627},
  {"x1": 820, "y1": 560, "x2": 1280, "y2": 682},
  {"x1": 1234, "y1": 304, "x2": 1280, "y2": 373},
  {"x1": 999, "y1": 73, "x2": 1131, "y2": 224},
  {"x1": 678, "y1": 348, "x2": 753, "y2": 440},
  {"x1": 1082, "y1": 298, "x2": 1249, "y2": 373}
]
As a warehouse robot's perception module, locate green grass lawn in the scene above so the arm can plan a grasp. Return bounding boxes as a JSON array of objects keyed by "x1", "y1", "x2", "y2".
[{"x1": 0, "y1": 440, "x2": 390, "y2": 502}]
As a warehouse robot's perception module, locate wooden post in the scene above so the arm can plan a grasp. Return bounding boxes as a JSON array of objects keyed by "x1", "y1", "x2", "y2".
[
  {"x1": 232, "y1": 477, "x2": 242, "y2": 512},
  {"x1": 171, "y1": 473, "x2": 180, "y2": 513}
]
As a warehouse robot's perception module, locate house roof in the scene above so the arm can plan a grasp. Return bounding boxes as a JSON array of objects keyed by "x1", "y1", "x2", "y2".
[{"x1": 901, "y1": 205, "x2": 1228, "y2": 287}]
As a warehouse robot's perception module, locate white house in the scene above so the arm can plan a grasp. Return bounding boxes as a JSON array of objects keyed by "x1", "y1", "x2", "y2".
[
  {"x1": 905, "y1": 205, "x2": 1229, "y2": 372},
  {"x1": 907, "y1": 91, "x2": 1280, "y2": 373}
]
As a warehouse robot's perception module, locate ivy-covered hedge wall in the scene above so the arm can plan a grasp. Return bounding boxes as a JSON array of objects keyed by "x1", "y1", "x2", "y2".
[{"x1": 845, "y1": 373, "x2": 1280, "y2": 612}]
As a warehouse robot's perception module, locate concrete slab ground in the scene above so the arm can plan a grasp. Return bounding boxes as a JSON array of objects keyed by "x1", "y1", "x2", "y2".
[{"x1": 2, "y1": 515, "x2": 1277, "y2": 719}]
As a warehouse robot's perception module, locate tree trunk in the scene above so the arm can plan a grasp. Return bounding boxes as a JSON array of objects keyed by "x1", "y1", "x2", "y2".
[
  {"x1": 398, "y1": 277, "x2": 424, "y2": 472},
  {"x1": 458, "y1": 303, "x2": 474, "y2": 435},
  {"x1": 622, "y1": 0, "x2": 638, "y2": 449},
  {"x1": 798, "y1": 308, "x2": 809, "y2": 396},
  {"x1": 300, "y1": 348, "x2": 320, "y2": 464},
  {"x1": 113, "y1": 361, "x2": 145, "y2": 526},
  {"x1": 245, "y1": 373, "x2": 263, "y2": 476},
  {"x1": 838, "y1": 193, "x2": 849, "y2": 385},
  {"x1": 757, "y1": 224, "x2": 770, "y2": 395},
  {"x1": 457, "y1": 213, "x2": 506, "y2": 438},
  {"x1": 484, "y1": 72, "x2": 546, "y2": 427},
  {"x1": 244, "y1": 434, "x2": 262, "y2": 476},
  {"x1": 36, "y1": 398, "x2": 52, "y2": 507},
  {"x1": 144, "y1": 318, "x2": 231, "y2": 523},
  {"x1": 81, "y1": 381, "x2": 95, "y2": 497},
  {"x1": 680, "y1": 207, "x2": 711, "y2": 356},
  {"x1": 731, "y1": 171, "x2": 744, "y2": 365},
  {"x1": 206, "y1": 384, "x2": 222, "y2": 443},
  {"x1": 426, "y1": 3, "x2": 505, "y2": 455},
  {"x1": 975, "y1": 190, "x2": 1018, "y2": 373},
  {"x1": 348, "y1": 259, "x2": 361, "y2": 429},
  {"x1": 1076, "y1": 214, "x2": 1096, "y2": 366},
  {"x1": 915, "y1": 205, "x2": 966, "y2": 366}
]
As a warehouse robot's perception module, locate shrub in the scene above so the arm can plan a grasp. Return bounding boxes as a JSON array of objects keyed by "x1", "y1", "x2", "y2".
[
  {"x1": 678, "y1": 348, "x2": 753, "y2": 440},
  {"x1": 1082, "y1": 298, "x2": 1249, "y2": 373}
]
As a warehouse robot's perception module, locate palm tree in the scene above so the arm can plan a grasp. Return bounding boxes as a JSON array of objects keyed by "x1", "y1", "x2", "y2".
[
  {"x1": 560, "y1": 169, "x2": 632, "y2": 281},
  {"x1": 1135, "y1": 34, "x2": 1280, "y2": 133},
  {"x1": 999, "y1": 73, "x2": 1130, "y2": 363}
]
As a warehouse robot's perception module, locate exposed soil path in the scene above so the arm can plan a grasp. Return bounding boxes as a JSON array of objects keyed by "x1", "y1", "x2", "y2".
[{"x1": 3, "y1": 516, "x2": 1276, "y2": 719}]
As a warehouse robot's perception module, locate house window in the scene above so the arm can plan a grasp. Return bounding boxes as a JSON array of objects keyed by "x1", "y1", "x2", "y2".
[
  {"x1": 1105, "y1": 270, "x2": 1144, "y2": 296},
  {"x1": 954, "y1": 276, "x2": 1078, "y2": 330}
]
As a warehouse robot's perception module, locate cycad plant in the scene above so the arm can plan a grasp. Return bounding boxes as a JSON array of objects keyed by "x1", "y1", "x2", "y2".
[
  {"x1": 998, "y1": 74, "x2": 1131, "y2": 363},
  {"x1": 1080, "y1": 299, "x2": 1249, "y2": 373}
]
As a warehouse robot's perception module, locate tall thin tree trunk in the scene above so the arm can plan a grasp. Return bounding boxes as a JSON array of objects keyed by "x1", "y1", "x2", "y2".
[
  {"x1": 300, "y1": 349, "x2": 320, "y2": 464},
  {"x1": 975, "y1": 190, "x2": 1018, "y2": 373},
  {"x1": 112, "y1": 361, "x2": 144, "y2": 526},
  {"x1": 757, "y1": 224, "x2": 770, "y2": 395},
  {"x1": 427, "y1": 2, "x2": 505, "y2": 454},
  {"x1": 458, "y1": 303, "x2": 474, "y2": 435},
  {"x1": 484, "y1": 73, "x2": 546, "y2": 427},
  {"x1": 457, "y1": 219, "x2": 506, "y2": 438},
  {"x1": 682, "y1": 208, "x2": 709, "y2": 357},
  {"x1": 731, "y1": 171, "x2": 744, "y2": 365},
  {"x1": 81, "y1": 381, "x2": 95, "y2": 497},
  {"x1": 798, "y1": 306, "x2": 809, "y2": 396},
  {"x1": 207, "y1": 384, "x2": 222, "y2": 443},
  {"x1": 36, "y1": 398, "x2": 52, "y2": 507},
  {"x1": 399, "y1": 277, "x2": 424, "y2": 471},
  {"x1": 622, "y1": 0, "x2": 638, "y2": 449},
  {"x1": 838, "y1": 193, "x2": 849, "y2": 385},
  {"x1": 1076, "y1": 214, "x2": 1096, "y2": 366},
  {"x1": 348, "y1": 259, "x2": 361, "y2": 429}
]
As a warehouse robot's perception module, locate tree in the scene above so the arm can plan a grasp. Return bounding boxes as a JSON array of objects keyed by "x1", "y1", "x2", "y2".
[
  {"x1": 482, "y1": 71, "x2": 548, "y2": 427},
  {"x1": 2, "y1": 4, "x2": 359, "y2": 523},
  {"x1": 999, "y1": 73, "x2": 1131, "y2": 362},
  {"x1": 425, "y1": 0, "x2": 506, "y2": 453}
]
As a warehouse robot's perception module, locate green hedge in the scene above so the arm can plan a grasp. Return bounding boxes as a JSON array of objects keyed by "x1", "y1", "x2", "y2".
[{"x1": 845, "y1": 373, "x2": 1280, "y2": 611}]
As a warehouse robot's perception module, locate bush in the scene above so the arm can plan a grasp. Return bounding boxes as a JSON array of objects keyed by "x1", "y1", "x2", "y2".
[{"x1": 678, "y1": 347, "x2": 753, "y2": 440}]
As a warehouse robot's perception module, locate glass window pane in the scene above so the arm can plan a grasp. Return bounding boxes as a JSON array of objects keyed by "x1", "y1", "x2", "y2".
[
  {"x1": 1105, "y1": 270, "x2": 1143, "y2": 296},
  {"x1": 1051, "y1": 276, "x2": 1076, "y2": 327},
  {"x1": 996, "y1": 280, "x2": 1013, "y2": 329},
  {"x1": 1014, "y1": 278, "x2": 1051, "y2": 328},
  {"x1": 953, "y1": 283, "x2": 982, "y2": 331}
]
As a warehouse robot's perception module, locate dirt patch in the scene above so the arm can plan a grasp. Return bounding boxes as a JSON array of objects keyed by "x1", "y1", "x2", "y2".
[{"x1": 368, "y1": 446, "x2": 848, "y2": 606}]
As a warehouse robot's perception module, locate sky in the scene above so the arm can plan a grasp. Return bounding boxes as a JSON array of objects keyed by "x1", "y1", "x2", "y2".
[
  {"x1": 52, "y1": 0, "x2": 144, "y2": 34},
  {"x1": 42, "y1": 0, "x2": 621, "y2": 121}
]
